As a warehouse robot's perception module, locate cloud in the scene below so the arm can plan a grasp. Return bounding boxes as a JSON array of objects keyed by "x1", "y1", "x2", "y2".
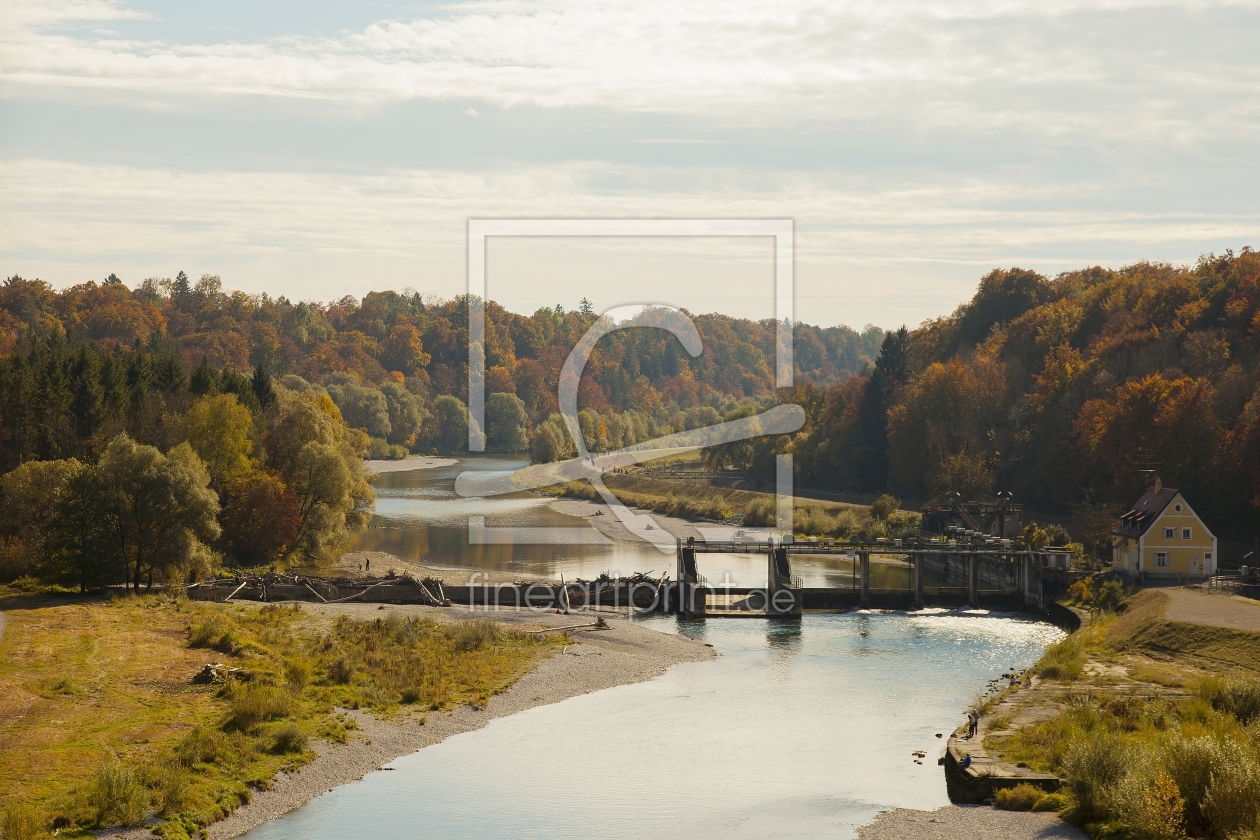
[
  {"x1": 2, "y1": 0, "x2": 1257, "y2": 124},
  {"x1": 3, "y1": 157, "x2": 1254, "y2": 316}
]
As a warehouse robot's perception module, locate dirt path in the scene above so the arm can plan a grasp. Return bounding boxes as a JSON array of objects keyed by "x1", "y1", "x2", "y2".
[{"x1": 1163, "y1": 588, "x2": 1260, "y2": 633}]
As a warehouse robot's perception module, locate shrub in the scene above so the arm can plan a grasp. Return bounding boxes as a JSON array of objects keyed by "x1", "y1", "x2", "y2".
[
  {"x1": 1031, "y1": 792, "x2": 1068, "y2": 812},
  {"x1": 1, "y1": 804, "x2": 48, "y2": 840},
  {"x1": 148, "y1": 762, "x2": 189, "y2": 815},
  {"x1": 994, "y1": 783, "x2": 1044, "y2": 811},
  {"x1": 1203, "y1": 741, "x2": 1260, "y2": 837},
  {"x1": 177, "y1": 726, "x2": 231, "y2": 766},
  {"x1": 187, "y1": 616, "x2": 226, "y2": 648},
  {"x1": 1095, "y1": 580, "x2": 1124, "y2": 612},
  {"x1": 869, "y1": 494, "x2": 899, "y2": 520},
  {"x1": 1162, "y1": 735, "x2": 1225, "y2": 833},
  {"x1": 87, "y1": 761, "x2": 148, "y2": 827},
  {"x1": 271, "y1": 723, "x2": 309, "y2": 754},
  {"x1": 450, "y1": 620, "x2": 499, "y2": 652},
  {"x1": 400, "y1": 687, "x2": 422, "y2": 704},
  {"x1": 1035, "y1": 633, "x2": 1085, "y2": 681},
  {"x1": 1198, "y1": 677, "x2": 1260, "y2": 725},
  {"x1": 328, "y1": 656, "x2": 354, "y2": 685},
  {"x1": 744, "y1": 497, "x2": 776, "y2": 527},
  {"x1": 1063, "y1": 733, "x2": 1129, "y2": 812},
  {"x1": 284, "y1": 657, "x2": 312, "y2": 691},
  {"x1": 227, "y1": 684, "x2": 294, "y2": 731}
]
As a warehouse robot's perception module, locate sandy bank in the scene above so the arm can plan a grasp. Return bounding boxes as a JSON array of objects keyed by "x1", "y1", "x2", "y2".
[
  {"x1": 363, "y1": 456, "x2": 458, "y2": 475},
  {"x1": 202, "y1": 604, "x2": 711, "y2": 839},
  {"x1": 858, "y1": 805, "x2": 1085, "y2": 839},
  {"x1": 548, "y1": 496, "x2": 703, "y2": 543}
]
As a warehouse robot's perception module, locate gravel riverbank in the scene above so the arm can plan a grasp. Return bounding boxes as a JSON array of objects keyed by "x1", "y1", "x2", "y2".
[
  {"x1": 858, "y1": 806, "x2": 1085, "y2": 839},
  {"x1": 199, "y1": 604, "x2": 712, "y2": 839}
]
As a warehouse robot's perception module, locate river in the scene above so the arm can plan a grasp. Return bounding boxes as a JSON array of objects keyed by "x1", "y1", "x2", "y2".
[{"x1": 245, "y1": 458, "x2": 1063, "y2": 839}]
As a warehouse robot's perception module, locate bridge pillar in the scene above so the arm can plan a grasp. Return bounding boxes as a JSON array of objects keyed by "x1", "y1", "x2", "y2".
[
  {"x1": 678, "y1": 582, "x2": 706, "y2": 619},
  {"x1": 859, "y1": 551, "x2": 870, "y2": 609},
  {"x1": 913, "y1": 554, "x2": 924, "y2": 610},
  {"x1": 766, "y1": 547, "x2": 802, "y2": 619},
  {"x1": 967, "y1": 554, "x2": 979, "y2": 608}
]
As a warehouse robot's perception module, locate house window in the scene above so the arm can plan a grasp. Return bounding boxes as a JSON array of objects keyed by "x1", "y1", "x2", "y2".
[
  {"x1": 1155, "y1": 552, "x2": 1169, "y2": 567},
  {"x1": 1182, "y1": 528, "x2": 1192, "y2": 540},
  {"x1": 1164, "y1": 527, "x2": 1175, "y2": 539}
]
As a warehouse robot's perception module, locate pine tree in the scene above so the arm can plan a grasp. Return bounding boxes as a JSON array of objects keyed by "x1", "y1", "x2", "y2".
[
  {"x1": 68, "y1": 346, "x2": 104, "y2": 442},
  {"x1": 172, "y1": 270, "x2": 190, "y2": 306},
  {"x1": 190, "y1": 357, "x2": 218, "y2": 397},
  {"x1": 252, "y1": 364, "x2": 276, "y2": 410},
  {"x1": 153, "y1": 353, "x2": 188, "y2": 392}
]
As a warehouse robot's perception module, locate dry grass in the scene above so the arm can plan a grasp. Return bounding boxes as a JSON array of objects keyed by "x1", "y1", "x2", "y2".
[
  {"x1": 993, "y1": 590, "x2": 1260, "y2": 838},
  {"x1": 0, "y1": 592, "x2": 556, "y2": 839}
]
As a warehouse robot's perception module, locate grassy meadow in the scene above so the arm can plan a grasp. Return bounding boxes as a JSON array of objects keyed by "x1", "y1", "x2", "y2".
[{"x1": 0, "y1": 591, "x2": 557, "y2": 839}]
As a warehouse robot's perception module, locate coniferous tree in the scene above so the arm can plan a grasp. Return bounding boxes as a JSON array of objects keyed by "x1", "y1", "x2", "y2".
[
  {"x1": 252, "y1": 364, "x2": 276, "y2": 410},
  {"x1": 190, "y1": 357, "x2": 217, "y2": 396}
]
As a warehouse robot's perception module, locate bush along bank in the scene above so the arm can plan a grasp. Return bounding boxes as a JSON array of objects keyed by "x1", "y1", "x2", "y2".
[{"x1": 974, "y1": 588, "x2": 1260, "y2": 839}]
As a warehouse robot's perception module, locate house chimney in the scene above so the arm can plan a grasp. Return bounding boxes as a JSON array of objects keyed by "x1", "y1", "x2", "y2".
[{"x1": 1154, "y1": 475, "x2": 1162, "y2": 493}]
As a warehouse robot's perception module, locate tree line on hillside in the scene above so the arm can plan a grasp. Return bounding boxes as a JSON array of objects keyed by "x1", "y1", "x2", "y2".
[
  {"x1": 787, "y1": 250, "x2": 1259, "y2": 545},
  {"x1": 4, "y1": 248, "x2": 1259, "y2": 552},
  {"x1": 534, "y1": 250, "x2": 1260, "y2": 547},
  {"x1": 0, "y1": 373, "x2": 374, "y2": 586},
  {"x1": 0, "y1": 272, "x2": 883, "y2": 449}
]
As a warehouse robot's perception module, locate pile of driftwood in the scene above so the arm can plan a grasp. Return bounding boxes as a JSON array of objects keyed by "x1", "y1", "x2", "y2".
[
  {"x1": 186, "y1": 571, "x2": 450, "y2": 606},
  {"x1": 573, "y1": 571, "x2": 667, "y2": 608}
]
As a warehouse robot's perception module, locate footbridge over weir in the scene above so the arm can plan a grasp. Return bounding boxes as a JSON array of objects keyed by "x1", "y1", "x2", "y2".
[{"x1": 666, "y1": 536, "x2": 1070, "y2": 620}]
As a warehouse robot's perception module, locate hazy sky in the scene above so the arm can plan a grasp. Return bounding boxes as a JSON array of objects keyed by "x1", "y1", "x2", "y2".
[{"x1": 1, "y1": 0, "x2": 1257, "y2": 329}]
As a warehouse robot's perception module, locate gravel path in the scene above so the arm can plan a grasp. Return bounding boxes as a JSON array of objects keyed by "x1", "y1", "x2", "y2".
[
  {"x1": 1163, "y1": 588, "x2": 1260, "y2": 633},
  {"x1": 195, "y1": 605, "x2": 711, "y2": 839},
  {"x1": 858, "y1": 806, "x2": 1085, "y2": 839}
]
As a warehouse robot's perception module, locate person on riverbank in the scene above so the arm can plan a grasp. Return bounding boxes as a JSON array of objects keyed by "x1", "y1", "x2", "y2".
[{"x1": 967, "y1": 711, "x2": 978, "y2": 738}]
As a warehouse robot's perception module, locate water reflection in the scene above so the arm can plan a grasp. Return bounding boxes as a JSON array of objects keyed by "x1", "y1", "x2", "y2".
[
  {"x1": 243, "y1": 612, "x2": 1063, "y2": 840},
  {"x1": 352, "y1": 457, "x2": 924, "y2": 588}
]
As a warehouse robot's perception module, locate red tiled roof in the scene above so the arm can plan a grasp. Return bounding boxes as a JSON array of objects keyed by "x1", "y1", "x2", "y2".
[{"x1": 1113, "y1": 486, "x2": 1179, "y2": 539}]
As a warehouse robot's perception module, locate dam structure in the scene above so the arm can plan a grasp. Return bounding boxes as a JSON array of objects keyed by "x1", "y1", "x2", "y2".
[{"x1": 667, "y1": 535, "x2": 1071, "y2": 620}]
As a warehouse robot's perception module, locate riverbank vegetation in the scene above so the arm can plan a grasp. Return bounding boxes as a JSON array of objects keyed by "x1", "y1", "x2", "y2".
[
  {"x1": 0, "y1": 377, "x2": 374, "y2": 585},
  {"x1": 986, "y1": 589, "x2": 1260, "y2": 839},
  {"x1": 545, "y1": 473, "x2": 921, "y2": 539},
  {"x1": 0, "y1": 592, "x2": 555, "y2": 838}
]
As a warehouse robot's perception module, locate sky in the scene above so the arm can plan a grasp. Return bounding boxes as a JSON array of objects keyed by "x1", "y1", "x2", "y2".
[{"x1": 1, "y1": 0, "x2": 1257, "y2": 329}]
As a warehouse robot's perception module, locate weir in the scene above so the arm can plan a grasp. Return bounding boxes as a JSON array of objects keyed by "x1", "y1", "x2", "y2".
[
  {"x1": 670, "y1": 537, "x2": 1067, "y2": 618},
  {"x1": 186, "y1": 539, "x2": 1069, "y2": 618}
]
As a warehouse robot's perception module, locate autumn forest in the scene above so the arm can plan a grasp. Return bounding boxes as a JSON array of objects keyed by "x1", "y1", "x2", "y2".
[{"x1": 1, "y1": 248, "x2": 1259, "y2": 584}]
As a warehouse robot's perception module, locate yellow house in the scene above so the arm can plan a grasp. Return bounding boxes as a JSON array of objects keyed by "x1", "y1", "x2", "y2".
[{"x1": 1112, "y1": 479, "x2": 1217, "y2": 577}]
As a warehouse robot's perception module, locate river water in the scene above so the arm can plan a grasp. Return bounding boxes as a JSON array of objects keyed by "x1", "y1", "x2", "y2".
[
  {"x1": 247, "y1": 459, "x2": 1063, "y2": 839},
  {"x1": 349, "y1": 457, "x2": 910, "y2": 589}
]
